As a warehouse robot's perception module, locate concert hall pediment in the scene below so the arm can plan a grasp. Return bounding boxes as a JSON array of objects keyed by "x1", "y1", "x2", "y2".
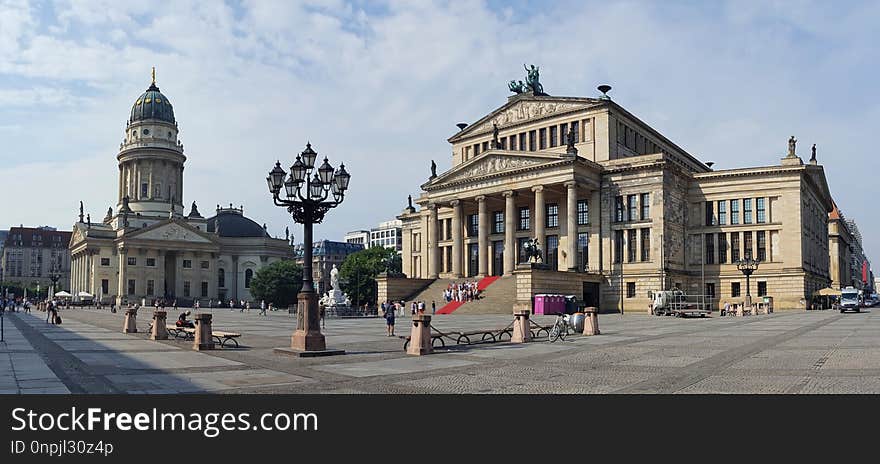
[
  {"x1": 125, "y1": 220, "x2": 216, "y2": 244},
  {"x1": 448, "y1": 96, "x2": 602, "y2": 143},
  {"x1": 425, "y1": 153, "x2": 561, "y2": 189}
]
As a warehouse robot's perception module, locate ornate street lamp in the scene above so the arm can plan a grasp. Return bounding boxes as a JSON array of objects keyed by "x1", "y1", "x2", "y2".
[
  {"x1": 267, "y1": 142, "x2": 350, "y2": 355},
  {"x1": 48, "y1": 259, "x2": 62, "y2": 302},
  {"x1": 735, "y1": 257, "x2": 760, "y2": 308}
]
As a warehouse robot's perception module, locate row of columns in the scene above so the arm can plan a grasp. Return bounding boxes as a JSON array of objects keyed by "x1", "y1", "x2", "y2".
[
  {"x1": 70, "y1": 249, "x2": 96, "y2": 300},
  {"x1": 425, "y1": 182, "x2": 581, "y2": 278}
]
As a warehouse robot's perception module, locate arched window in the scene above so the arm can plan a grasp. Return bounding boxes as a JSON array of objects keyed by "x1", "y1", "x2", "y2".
[
  {"x1": 245, "y1": 269, "x2": 253, "y2": 288},
  {"x1": 218, "y1": 268, "x2": 225, "y2": 288}
]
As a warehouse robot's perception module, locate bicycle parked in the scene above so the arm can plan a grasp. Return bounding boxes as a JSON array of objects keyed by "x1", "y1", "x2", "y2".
[{"x1": 548, "y1": 313, "x2": 572, "y2": 342}]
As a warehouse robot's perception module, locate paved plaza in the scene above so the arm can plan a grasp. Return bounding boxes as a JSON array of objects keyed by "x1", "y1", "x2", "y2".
[{"x1": 2, "y1": 306, "x2": 880, "y2": 393}]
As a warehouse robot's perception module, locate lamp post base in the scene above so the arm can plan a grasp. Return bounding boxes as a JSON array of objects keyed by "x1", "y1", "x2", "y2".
[
  {"x1": 291, "y1": 329, "x2": 326, "y2": 351},
  {"x1": 274, "y1": 347, "x2": 346, "y2": 358}
]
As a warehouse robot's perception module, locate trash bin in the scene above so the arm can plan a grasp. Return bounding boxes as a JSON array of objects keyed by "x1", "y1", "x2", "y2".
[{"x1": 569, "y1": 312, "x2": 585, "y2": 332}]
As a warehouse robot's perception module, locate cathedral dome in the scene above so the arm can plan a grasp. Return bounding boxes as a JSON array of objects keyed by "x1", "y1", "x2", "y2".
[
  {"x1": 129, "y1": 82, "x2": 175, "y2": 124},
  {"x1": 206, "y1": 207, "x2": 269, "y2": 238}
]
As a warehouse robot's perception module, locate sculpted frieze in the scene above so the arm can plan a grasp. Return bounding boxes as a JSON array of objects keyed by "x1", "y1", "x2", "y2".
[
  {"x1": 468, "y1": 101, "x2": 585, "y2": 135},
  {"x1": 442, "y1": 156, "x2": 548, "y2": 185}
]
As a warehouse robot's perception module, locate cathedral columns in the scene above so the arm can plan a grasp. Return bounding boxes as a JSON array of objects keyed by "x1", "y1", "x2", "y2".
[
  {"x1": 476, "y1": 195, "x2": 488, "y2": 278},
  {"x1": 503, "y1": 190, "x2": 516, "y2": 275},
  {"x1": 451, "y1": 200, "x2": 463, "y2": 278},
  {"x1": 117, "y1": 248, "x2": 127, "y2": 307},
  {"x1": 565, "y1": 181, "x2": 578, "y2": 271}
]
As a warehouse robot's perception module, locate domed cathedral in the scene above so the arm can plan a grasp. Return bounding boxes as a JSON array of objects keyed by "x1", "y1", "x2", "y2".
[{"x1": 68, "y1": 69, "x2": 293, "y2": 307}]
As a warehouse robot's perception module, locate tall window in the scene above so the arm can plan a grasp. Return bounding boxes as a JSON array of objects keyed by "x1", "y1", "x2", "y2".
[
  {"x1": 539, "y1": 128, "x2": 547, "y2": 149},
  {"x1": 467, "y1": 214, "x2": 478, "y2": 237},
  {"x1": 218, "y1": 268, "x2": 226, "y2": 288},
  {"x1": 743, "y1": 198, "x2": 753, "y2": 224},
  {"x1": 245, "y1": 269, "x2": 253, "y2": 288},
  {"x1": 183, "y1": 281, "x2": 191, "y2": 297},
  {"x1": 141, "y1": 183, "x2": 148, "y2": 198},
  {"x1": 640, "y1": 228, "x2": 650, "y2": 262},
  {"x1": 627, "y1": 229, "x2": 637, "y2": 263},
  {"x1": 560, "y1": 123, "x2": 568, "y2": 143},
  {"x1": 757, "y1": 281, "x2": 767, "y2": 297},
  {"x1": 731, "y1": 232, "x2": 740, "y2": 262},
  {"x1": 756, "y1": 198, "x2": 766, "y2": 223},
  {"x1": 705, "y1": 283, "x2": 716, "y2": 300},
  {"x1": 550, "y1": 126, "x2": 558, "y2": 147},
  {"x1": 614, "y1": 196, "x2": 624, "y2": 222},
  {"x1": 718, "y1": 233, "x2": 728, "y2": 264},
  {"x1": 528, "y1": 130, "x2": 536, "y2": 151},
  {"x1": 546, "y1": 203, "x2": 559, "y2": 228},
  {"x1": 731, "y1": 282, "x2": 741, "y2": 298},
  {"x1": 626, "y1": 282, "x2": 636, "y2": 298},
  {"x1": 101, "y1": 279, "x2": 109, "y2": 295},
  {"x1": 743, "y1": 231, "x2": 753, "y2": 259},
  {"x1": 127, "y1": 279, "x2": 135, "y2": 295},
  {"x1": 518, "y1": 207, "x2": 530, "y2": 231},
  {"x1": 473, "y1": 143, "x2": 480, "y2": 156},
  {"x1": 517, "y1": 237, "x2": 530, "y2": 264},
  {"x1": 493, "y1": 211, "x2": 504, "y2": 234},
  {"x1": 705, "y1": 202, "x2": 715, "y2": 226},
  {"x1": 718, "y1": 200, "x2": 727, "y2": 225},
  {"x1": 577, "y1": 232, "x2": 588, "y2": 271},
  {"x1": 518, "y1": 132, "x2": 527, "y2": 151},
  {"x1": 705, "y1": 233, "x2": 714, "y2": 264},
  {"x1": 757, "y1": 230, "x2": 766, "y2": 261},
  {"x1": 201, "y1": 281, "x2": 209, "y2": 297},
  {"x1": 444, "y1": 219, "x2": 452, "y2": 240},
  {"x1": 730, "y1": 199, "x2": 740, "y2": 225},
  {"x1": 509, "y1": 135, "x2": 517, "y2": 151},
  {"x1": 577, "y1": 200, "x2": 589, "y2": 225},
  {"x1": 641, "y1": 193, "x2": 650, "y2": 220},
  {"x1": 628, "y1": 195, "x2": 637, "y2": 221},
  {"x1": 147, "y1": 279, "x2": 154, "y2": 296},
  {"x1": 546, "y1": 235, "x2": 559, "y2": 269},
  {"x1": 571, "y1": 121, "x2": 580, "y2": 142},
  {"x1": 614, "y1": 230, "x2": 624, "y2": 263}
]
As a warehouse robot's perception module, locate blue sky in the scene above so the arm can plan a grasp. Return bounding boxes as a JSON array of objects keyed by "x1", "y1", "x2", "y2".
[{"x1": 1, "y1": 0, "x2": 878, "y2": 269}]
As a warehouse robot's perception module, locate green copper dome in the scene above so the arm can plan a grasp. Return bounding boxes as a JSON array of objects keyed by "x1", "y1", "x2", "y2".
[{"x1": 129, "y1": 82, "x2": 175, "y2": 124}]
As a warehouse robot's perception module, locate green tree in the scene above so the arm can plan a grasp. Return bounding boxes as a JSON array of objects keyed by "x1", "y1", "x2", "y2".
[
  {"x1": 248, "y1": 260, "x2": 303, "y2": 308},
  {"x1": 340, "y1": 246, "x2": 401, "y2": 307}
]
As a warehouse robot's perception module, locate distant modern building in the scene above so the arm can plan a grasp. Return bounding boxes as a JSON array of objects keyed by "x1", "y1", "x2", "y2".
[
  {"x1": 0, "y1": 230, "x2": 7, "y2": 282},
  {"x1": 1, "y1": 226, "x2": 71, "y2": 292},
  {"x1": 344, "y1": 230, "x2": 370, "y2": 246},
  {"x1": 370, "y1": 219, "x2": 403, "y2": 251},
  {"x1": 294, "y1": 240, "x2": 364, "y2": 295}
]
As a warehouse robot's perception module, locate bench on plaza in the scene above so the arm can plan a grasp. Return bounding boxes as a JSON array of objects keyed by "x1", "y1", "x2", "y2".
[{"x1": 165, "y1": 324, "x2": 242, "y2": 347}]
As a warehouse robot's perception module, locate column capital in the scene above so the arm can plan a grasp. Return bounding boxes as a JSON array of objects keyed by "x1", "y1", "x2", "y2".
[
  {"x1": 450, "y1": 199, "x2": 461, "y2": 207},
  {"x1": 502, "y1": 190, "x2": 516, "y2": 198},
  {"x1": 426, "y1": 202, "x2": 439, "y2": 211},
  {"x1": 564, "y1": 181, "x2": 578, "y2": 189},
  {"x1": 474, "y1": 195, "x2": 486, "y2": 203},
  {"x1": 531, "y1": 185, "x2": 544, "y2": 193}
]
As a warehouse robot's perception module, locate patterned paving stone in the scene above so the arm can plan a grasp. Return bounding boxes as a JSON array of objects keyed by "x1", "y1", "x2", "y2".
[{"x1": 675, "y1": 374, "x2": 809, "y2": 394}]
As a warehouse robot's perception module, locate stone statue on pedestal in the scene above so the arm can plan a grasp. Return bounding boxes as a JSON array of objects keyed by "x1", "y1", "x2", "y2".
[{"x1": 788, "y1": 136, "x2": 797, "y2": 157}]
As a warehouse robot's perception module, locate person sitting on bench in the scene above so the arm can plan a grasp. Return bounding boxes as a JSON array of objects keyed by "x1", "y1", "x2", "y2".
[{"x1": 176, "y1": 310, "x2": 194, "y2": 328}]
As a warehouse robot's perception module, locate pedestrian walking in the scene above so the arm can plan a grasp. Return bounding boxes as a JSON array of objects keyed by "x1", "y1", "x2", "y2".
[
  {"x1": 384, "y1": 304, "x2": 395, "y2": 336},
  {"x1": 432, "y1": 300, "x2": 436, "y2": 314},
  {"x1": 417, "y1": 300, "x2": 425, "y2": 314},
  {"x1": 259, "y1": 300, "x2": 267, "y2": 316}
]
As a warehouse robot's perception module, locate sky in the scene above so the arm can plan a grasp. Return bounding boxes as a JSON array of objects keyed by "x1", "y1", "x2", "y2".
[{"x1": 0, "y1": 0, "x2": 878, "y2": 268}]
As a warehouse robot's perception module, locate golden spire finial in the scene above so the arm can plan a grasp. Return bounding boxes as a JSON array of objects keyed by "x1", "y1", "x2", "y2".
[{"x1": 151, "y1": 67, "x2": 156, "y2": 86}]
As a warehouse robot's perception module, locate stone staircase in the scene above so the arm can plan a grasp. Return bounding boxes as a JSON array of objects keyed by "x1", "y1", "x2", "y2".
[{"x1": 453, "y1": 276, "x2": 517, "y2": 315}]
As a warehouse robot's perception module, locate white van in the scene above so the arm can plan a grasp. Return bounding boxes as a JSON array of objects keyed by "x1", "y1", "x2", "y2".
[{"x1": 840, "y1": 287, "x2": 861, "y2": 313}]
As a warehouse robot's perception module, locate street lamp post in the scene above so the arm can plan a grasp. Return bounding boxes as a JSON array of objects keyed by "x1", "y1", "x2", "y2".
[
  {"x1": 267, "y1": 142, "x2": 350, "y2": 355},
  {"x1": 48, "y1": 260, "x2": 62, "y2": 303},
  {"x1": 735, "y1": 257, "x2": 760, "y2": 309}
]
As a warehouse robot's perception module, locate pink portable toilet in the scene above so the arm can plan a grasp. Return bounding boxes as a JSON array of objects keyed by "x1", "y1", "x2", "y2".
[{"x1": 534, "y1": 294, "x2": 547, "y2": 315}]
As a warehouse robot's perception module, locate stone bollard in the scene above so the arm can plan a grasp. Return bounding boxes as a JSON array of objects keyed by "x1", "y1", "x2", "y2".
[
  {"x1": 123, "y1": 307, "x2": 138, "y2": 333},
  {"x1": 583, "y1": 307, "x2": 600, "y2": 336},
  {"x1": 407, "y1": 314, "x2": 432, "y2": 356},
  {"x1": 511, "y1": 309, "x2": 531, "y2": 343},
  {"x1": 193, "y1": 313, "x2": 215, "y2": 351},
  {"x1": 150, "y1": 310, "x2": 168, "y2": 340}
]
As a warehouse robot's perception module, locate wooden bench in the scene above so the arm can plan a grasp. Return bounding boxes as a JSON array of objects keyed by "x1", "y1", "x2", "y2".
[
  {"x1": 163, "y1": 325, "x2": 242, "y2": 347},
  {"x1": 212, "y1": 330, "x2": 242, "y2": 348}
]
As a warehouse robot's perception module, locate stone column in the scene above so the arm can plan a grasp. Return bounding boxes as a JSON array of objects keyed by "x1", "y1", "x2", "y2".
[
  {"x1": 476, "y1": 195, "x2": 488, "y2": 277},
  {"x1": 451, "y1": 200, "x2": 463, "y2": 278},
  {"x1": 193, "y1": 313, "x2": 214, "y2": 351},
  {"x1": 503, "y1": 190, "x2": 516, "y2": 275},
  {"x1": 427, "y1": 204, "x2": 439, "y2": 278},
  {"x1": 533, "y1": 186, "x2": 545, "y2": 256},
  {"x1": 117, "y1": 248, "x2": 127, "y2": 308},
  {"x1": 589, "y1": 189, "x2": 601, "y2": 272},
  {"x1": 566, "y1": 181, "x2": 578, "y2": 271}
]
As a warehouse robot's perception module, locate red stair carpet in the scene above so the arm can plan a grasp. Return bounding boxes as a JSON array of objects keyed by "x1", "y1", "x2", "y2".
[{"x1": 436, "y1": 276, "x2": 502, "y2": 315}]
